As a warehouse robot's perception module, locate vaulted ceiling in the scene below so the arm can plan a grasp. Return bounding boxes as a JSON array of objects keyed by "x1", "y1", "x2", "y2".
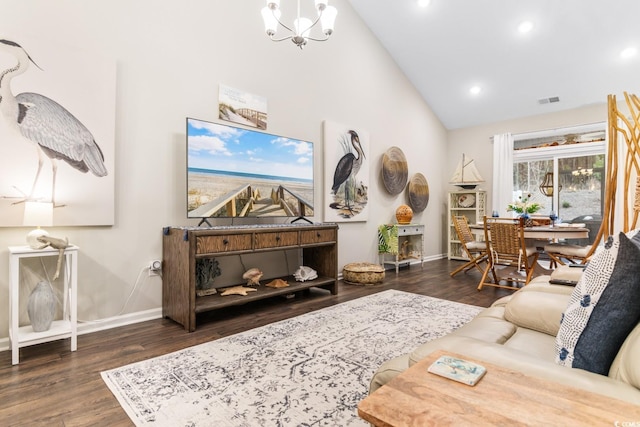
[{"x1": 348, "y1": 0, "x2": 640, "y2": 130}]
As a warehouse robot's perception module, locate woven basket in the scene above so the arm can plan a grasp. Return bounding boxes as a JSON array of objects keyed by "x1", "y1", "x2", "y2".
[{"x1": 342, "y1": 262, "x2": 385, "y2": 285}]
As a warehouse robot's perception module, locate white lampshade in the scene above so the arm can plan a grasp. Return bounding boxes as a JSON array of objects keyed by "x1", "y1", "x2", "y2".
[
  {"x1": 294, "y1": 17, "x2": 313, "y2": 38},
  {"x1": 261, "y1": 6, "x2": 280, "y2": 36},
  {"x1": 23, "y1": 201, "x2": 53, "y2": 227},
  {"x1": 23, "y1": 201, "x2": 53, "y2": 249},
  {"x1": 320, "y1": 5, "x2": 337, "y2": 35}
]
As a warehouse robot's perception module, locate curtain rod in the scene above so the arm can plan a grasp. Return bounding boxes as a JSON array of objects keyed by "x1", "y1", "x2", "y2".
[{"x1": 489, "y1": 121, "x2": 606, "y2": 141}]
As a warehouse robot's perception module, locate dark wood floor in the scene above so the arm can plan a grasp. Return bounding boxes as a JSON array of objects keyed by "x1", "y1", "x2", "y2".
[{"x1": 0, "y1": 258, "x2": 512, "y2": 426}]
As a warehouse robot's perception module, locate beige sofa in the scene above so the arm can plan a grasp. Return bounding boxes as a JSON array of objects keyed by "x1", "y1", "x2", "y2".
[{"x1": 370, "y1": 274, "x2": 640, "y2": 405}]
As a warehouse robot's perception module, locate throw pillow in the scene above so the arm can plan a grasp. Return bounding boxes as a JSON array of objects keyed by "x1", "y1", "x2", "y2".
[
  {"x1": 572, "y1": 231, "x2": 640, "y2": 374},
  {"x1": 555, "y1": 234, "x2": 620, "y2": 367},
  {"x1": 555, "y1": 228, "x2": 640, "y2": 369}
]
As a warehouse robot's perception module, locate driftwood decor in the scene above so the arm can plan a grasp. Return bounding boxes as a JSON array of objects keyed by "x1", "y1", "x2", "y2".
[
  {"x1": 605, "y1": 93, "x2": 640, "y2": 234},
  {"x1": 583, "y1": 92, "x2": 640, "y2": 261},
  {"x1": 35, "y1": 235, "x2": 69, "y2": 280}
]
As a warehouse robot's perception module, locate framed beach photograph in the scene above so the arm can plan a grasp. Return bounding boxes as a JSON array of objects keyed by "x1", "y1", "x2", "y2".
[{"x1": 218, "y1": 84, "x2": 268, "y2": 130}]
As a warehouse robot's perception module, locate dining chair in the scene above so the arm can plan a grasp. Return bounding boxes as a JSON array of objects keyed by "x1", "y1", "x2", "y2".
[
  {"x1": 478, "y1": 216, "x2": 539, "y2": 291},
  {"x1": 450, "y1": 215, "x2": 488, "y2": 277},
  {"x1": 542, "y1": 217, "x2": 597, "y2": 267},
  {"x1": 543, "y1": 242, "x2": 592, "y2": 267}
]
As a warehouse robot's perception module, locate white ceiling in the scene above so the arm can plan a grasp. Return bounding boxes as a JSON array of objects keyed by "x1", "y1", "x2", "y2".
[{"x1": 348, "y1": 0, "x2": 640, "y2": 130}]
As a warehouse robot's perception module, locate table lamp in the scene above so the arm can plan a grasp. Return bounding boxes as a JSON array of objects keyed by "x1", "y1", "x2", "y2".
[{"x1": 23, "y1": 201, "x2": 53, "y2": 249}]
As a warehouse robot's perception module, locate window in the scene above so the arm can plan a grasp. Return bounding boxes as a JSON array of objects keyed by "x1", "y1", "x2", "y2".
[{"x1": 513, "y1": 128, "x2": 605, "y2": 243}]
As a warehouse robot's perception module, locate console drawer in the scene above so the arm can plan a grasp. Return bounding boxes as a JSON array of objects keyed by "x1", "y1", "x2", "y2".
[
  {"x1": 300, "y1": 229, "x2": 336, "y2": 244},
  {"x1": 196, "y1": 234, "x2": 253, "y2": 254},
  {"x1": 254, "y1": 231, "x2": 299, "y2": 249}
]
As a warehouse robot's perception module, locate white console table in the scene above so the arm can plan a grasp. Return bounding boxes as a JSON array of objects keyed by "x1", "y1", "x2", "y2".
[
  {"x1": 9, "y1": 245, "x2": 78, "y2": 365},
  {"x1": 378, "y1": 224, "x2": 424, "y2": 274}
]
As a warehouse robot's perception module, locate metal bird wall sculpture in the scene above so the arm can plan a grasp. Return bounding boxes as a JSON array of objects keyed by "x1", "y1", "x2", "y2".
[{"x1": 0, "y1": 38, "x2": 107, "y2": 207}]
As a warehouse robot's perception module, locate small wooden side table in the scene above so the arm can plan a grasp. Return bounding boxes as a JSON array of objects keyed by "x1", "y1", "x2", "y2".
[
  {"x1": 358, "y1": 350, "x2": 640, "y2": 426},
  {"x1": 378, "y1": 224, "x2": 424, "y2": 274}
]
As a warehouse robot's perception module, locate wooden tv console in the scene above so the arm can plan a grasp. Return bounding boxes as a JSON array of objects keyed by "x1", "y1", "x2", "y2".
[{"x1": 162, "y1": 223, "x2": 338, "y2": 331}]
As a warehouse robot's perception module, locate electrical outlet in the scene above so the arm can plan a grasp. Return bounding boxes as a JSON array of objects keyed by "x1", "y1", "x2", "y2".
[{"x1": 149, "y1": 260, "x2": 162, "y2": 276}]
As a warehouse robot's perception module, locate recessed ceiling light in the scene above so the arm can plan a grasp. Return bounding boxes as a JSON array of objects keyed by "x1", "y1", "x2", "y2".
[
  {"x1": 620, "y1": 46, "x2": 637, "y2": 59},
  {"x1": 518, "y1": 21, "x2": 534, "y2": 34},
  {"x1": 470, "y1": 86, "x2": 481, "y2": 95},
  {"x1": 417, "y1": 0, "x2": 430, "y2": 8}
]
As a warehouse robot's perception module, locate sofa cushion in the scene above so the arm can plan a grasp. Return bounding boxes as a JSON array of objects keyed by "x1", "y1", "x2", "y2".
[
  {"x1": 609, "y1": 324, "x2": 640, "y2": 389},
  {"x1": 502, "y1": 327, "x2": 557, "y2": 359},
  {"x1": 409, "y1": 310, "x2": 517, "y2": 364},
  {"x1": 550, "y1": 265, "x2": 585, "y2": 284},
  {"x1": 505, "y1": 290, "x2": 569, "y2": 336},
  {"x1": 518, "y1": 278, "x2": 575, "y2": 296},
  {"x1": 572, "y1": 232, "x2": 640, "y2": 374},
  {"x1": 369, "y1": 353, "x2": 410, "y2": 393},
  {"x1": 556, "y1": 229, "x2": 640, "y2": 374}
]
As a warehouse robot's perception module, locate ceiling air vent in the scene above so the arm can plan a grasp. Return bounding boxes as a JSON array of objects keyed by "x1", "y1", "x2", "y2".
[{"x1": 538, "y1": 96, "x2": 560, "y2": 105}]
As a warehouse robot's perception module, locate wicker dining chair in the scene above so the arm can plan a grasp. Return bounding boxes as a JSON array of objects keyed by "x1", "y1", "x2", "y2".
[
  {"x1": 543, "y1": 242, "x2": 592, "y2": 267},
  {"x1": 450, "y1": 215, "x2": 488, "y2": 277},
  {"x1": 477, "y1": 216, "x2": 539, "y2": 291}
]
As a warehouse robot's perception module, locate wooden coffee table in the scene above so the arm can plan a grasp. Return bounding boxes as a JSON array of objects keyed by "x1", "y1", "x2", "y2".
[{"x1": 358, "y1": 350, "x2": 640, "y2": 426}]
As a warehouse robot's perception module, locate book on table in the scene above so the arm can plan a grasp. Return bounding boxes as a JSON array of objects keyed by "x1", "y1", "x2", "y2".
[{"x1": 427, "y1": 355, "x2": 487, "y2": 386}]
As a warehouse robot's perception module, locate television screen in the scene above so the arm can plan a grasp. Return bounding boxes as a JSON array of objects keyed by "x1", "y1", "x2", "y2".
[{"x1": 186, "y1": 118, "x2": 314, "y2": 220}]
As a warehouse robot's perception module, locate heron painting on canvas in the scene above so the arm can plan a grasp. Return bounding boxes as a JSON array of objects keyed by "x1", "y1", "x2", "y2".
[
  {"x1": 323, "y1": 121, "x2": 369, "y2": 222},
  {"x1": 0, "y1": 37, "x2": 115, "y2": 226}
]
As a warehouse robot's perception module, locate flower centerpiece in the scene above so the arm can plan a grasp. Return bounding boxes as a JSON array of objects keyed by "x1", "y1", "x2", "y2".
[{"x1": 507, "y1": 193, "x2": 542, "y2": 217}]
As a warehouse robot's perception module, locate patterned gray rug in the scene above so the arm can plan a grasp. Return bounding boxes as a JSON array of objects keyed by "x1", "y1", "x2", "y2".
[{"x1": 101, "y1": 290, "x2": 482, "y2": 426}]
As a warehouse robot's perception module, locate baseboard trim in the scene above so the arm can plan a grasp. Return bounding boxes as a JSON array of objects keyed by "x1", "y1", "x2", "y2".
[
  {"x1": 77, "y1": 308, "x2": 163, "y2": 335},
  {"x1": 0, "y1": 308, "x2": 163, "y2": 353}
]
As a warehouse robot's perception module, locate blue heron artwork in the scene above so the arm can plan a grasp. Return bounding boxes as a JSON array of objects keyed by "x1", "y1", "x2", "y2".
[
  {"x1": 0, "y1": 37, "x2": 115, "y2": 226},
  {"x1": 323, "y1": 121, "x2": 369, "y2": 222}
]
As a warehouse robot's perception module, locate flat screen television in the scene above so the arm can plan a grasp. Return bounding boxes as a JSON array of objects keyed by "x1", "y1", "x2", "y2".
[{"x1": 186, "y1": 118, "x2": 314, "y2": 224}]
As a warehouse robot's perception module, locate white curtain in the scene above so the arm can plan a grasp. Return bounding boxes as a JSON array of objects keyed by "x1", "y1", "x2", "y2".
[{"x1": 492, "y1": 133, "x2": 514, "y2": 216}]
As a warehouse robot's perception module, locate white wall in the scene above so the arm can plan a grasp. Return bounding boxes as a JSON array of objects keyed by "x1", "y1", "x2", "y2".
[{"x1": 0, "y1": 0, "x2": 447, "y2": 339}]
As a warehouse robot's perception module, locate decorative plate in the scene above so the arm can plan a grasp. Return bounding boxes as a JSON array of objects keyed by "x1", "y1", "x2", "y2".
[
  {"x1": 381, "y1": 146, "x2": 409, "y2": 195},
  {"x1": 408, "y1": 173, "x2": 429, "y2": 213},
  {"x1": 458, "y1": 194, "x2": 475, "y2": 208}
]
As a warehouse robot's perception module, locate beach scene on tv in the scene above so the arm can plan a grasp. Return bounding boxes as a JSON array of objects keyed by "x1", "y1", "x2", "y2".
[{"x1": 187, "y1": 118, "x2": 314, "y2": 220}]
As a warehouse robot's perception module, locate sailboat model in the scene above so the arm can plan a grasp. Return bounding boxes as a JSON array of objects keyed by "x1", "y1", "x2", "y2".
[{"x1": 449, "y1": 154, "x2": 485, "y2": 189}]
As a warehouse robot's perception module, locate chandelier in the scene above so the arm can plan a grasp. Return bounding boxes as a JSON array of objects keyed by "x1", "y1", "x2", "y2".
[
  {"x1": 572, "y1": 167, "x2": 593, "y2": 178},
  {"x1": 261, "y1": 0, "x2": 338, "y2": 49}
]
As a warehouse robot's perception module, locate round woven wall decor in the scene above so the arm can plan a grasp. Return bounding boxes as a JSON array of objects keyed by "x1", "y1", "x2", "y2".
[
  {"x1": 408, "y1": 173, "x2": 430, "y2": 213},
  {"x1": 381, "y1": 146, "x2": 408, "y2": 195}
]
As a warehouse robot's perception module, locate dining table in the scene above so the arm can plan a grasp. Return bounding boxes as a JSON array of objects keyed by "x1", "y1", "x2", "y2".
[{"x1": 469, "y1": 223, "x2": 590, "y2": 240}]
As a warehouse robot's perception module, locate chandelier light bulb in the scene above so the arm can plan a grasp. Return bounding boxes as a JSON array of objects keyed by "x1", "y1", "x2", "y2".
[
  {"x1": 295, "y1": 17, "x2": 313, "y2": 38},
  {"x1": 261, "y1": 6, "x2": 280, "y2": 36},
  {"x1": 320, "y1": 5, "x2": 337, "y2": 35}
]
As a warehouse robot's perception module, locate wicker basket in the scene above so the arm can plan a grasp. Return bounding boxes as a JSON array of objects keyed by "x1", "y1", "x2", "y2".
[{"x1": 342, "y1": 262, "x2": 385, "y2": 285}]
